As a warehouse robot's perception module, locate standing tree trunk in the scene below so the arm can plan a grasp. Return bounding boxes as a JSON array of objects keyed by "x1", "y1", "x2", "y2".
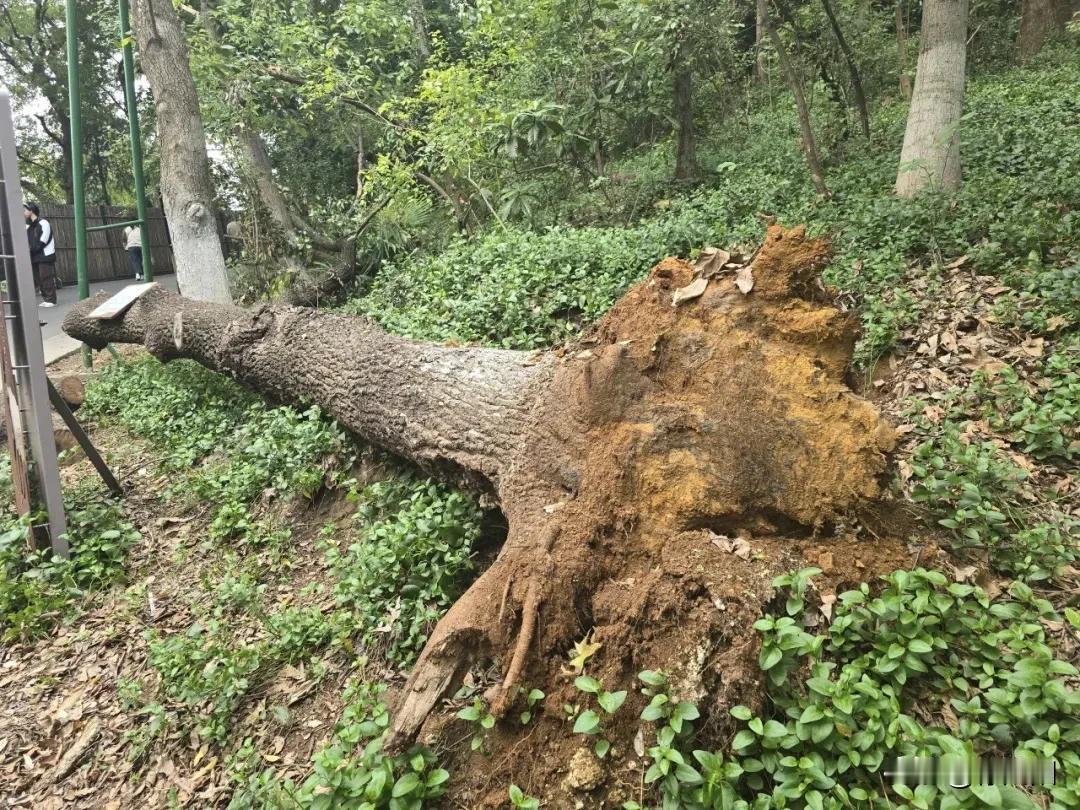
[
  {"x1": 764, "y1": 12, "x2": 830, "y2": 196},
  {"x1": 408, "y1": 0, "x2": 433, "y2": 67},
  {"x1": 672, "y1": 43, "x2": 698, "y2": 181},
  {"x1": 820, "y1": 0, "x2": 871, "y2": 140},
  {"x1": 896, "y1": 2, "x2": 913, "y2": 100},
  {"x1": 235, "y1": 128, "x2": 299, "y2": 245},
  {"x1": 64, "y1": 226, "x2": 895, "y2": 754},
  {"x1": 130, "y1": 0, "x2": 232, "y2": 304},
  {"x1": 755, "y1": 0, "x2": 768, "y2": 82},
  {"x1": 894, "y1": 0, "x2": 968, "y2": 198},
  {"x1": 1017, "y1": 0, "x2": 1072, "y2": 60}
]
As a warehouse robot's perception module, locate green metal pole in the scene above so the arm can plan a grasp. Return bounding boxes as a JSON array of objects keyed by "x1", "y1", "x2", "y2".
[
  {"x1": 118, "y1": 0, "x2": 152, "y2": 282},
  {"x1": 63, "y1": 0, "x2": 91, "y2": 368}
]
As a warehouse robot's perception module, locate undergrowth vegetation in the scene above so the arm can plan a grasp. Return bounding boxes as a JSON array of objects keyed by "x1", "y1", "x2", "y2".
[
  {"x1": 2, "y1": 33, "x2": 1078, "y2": 810},
  {"x1": 349, "y1": 54, "x2": 1080, "y2": 366},
  {"x1": 80, "y1": 355, "x2": 484, "y2": 788},
  {"x1": 0, "y1": 485, "x2": 139, "y2": 641},
  {"x1": 614, "y1": 568, "x2": 1080, "y2": 810}
]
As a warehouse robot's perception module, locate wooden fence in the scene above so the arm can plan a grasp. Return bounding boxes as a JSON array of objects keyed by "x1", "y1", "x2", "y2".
[{"x1": 39, "y1": 204, "x2": 175, "y2": 285}]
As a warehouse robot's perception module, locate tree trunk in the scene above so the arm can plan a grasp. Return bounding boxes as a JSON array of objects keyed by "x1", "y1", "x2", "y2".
[
  {"x1": 896, "y1": 1, "x2": 913, "y2": 100},
  {"x1": 764, "y1": 14, "x2": 830, "y2": 196},
  {"x1": 894, "y1": 0, "x2": 968, "y2": 198},
  {"x1": 236, "y1": 128, "x2": 299, "y2": 244},
  {"x1": 130, "y1": 0, "x2": 232, "y2": 304},
  {"x1": 821, "y1": 0, "x2": 871, "y2": 140},
  {"x1": 408, "y1": 0, "x2": 433, "y2": 67},
  {"x1": 1017, "y1": 0, "x2": 1072, "y2": 60},
  {"x1": 64, "y1": 226, "x2": 894, "y2": 754},
  {"x1": 755, "y1": 0, "x2": 768, "y2": 83},
  {"x1": 672, "y1": 46, "x2": 698, "y2": 181}
]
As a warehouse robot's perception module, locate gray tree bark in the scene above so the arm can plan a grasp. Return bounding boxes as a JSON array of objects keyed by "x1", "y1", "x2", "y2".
[
  {"x1": 896, "y1": 2, "x2": 913, "y2": 100},
  {"x1": 236, "y1": 128, "x2": 299, "y2": 245},
  {"x1": 894, "y1": 0, "x2": 968, "y2": 198},
  {"x1": 1017, "y1": 0, "x2": 1072, "y2": 60},
  {"x1": 673, "y1": 44, "x2": 698, "y2": 181},
  {"x1": 131, "y1": 0, "x2": 233, "y2": 304},
  {"x1": 755, "y1": 0, "x2": 768, "y2": 83}
]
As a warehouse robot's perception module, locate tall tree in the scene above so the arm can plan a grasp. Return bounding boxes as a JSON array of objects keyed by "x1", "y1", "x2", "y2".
[
  {"x1": 894, "y1": 0, "x2": 968, "y2": 198},
  {"x1": 820, "y1": 0, "x2": 870, "y2": 140},
  {"x1": 0, "y1": 1, "x2": 125, "y2": 203},
  {"x1": 896, "y1": 1, "x2": 913, "y2": 99},
  {"x1": 1017, "y1": 0, "x2": 1072, "y2": 60},
  {"x1": 672, "y1": 26, "x2": 698, "y2": 181},
  {"x1": 130, "y1": 0, "x2": 232, "y2": 303},
  {"x1": 763, "y1": 6, "x2": 830, "y2": 196},
  {"x1": 755, "y1": 0, "x2": 768, "y2": 82}
]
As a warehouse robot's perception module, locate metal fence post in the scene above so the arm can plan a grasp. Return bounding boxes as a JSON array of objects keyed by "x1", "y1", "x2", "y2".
[
  {"x1": 118, "y1": 0, "x2": 152, "y2": 282},
  {"x1": 63, "y1": 0, "x2": 91, "y2": 368},
  {"x1": 0, "y1": 91, "x2": 69, "y2": 556}
]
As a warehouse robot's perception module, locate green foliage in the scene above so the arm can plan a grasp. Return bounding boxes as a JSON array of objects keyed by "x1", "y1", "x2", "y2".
[
  {"x1": 508, "y1": 784, "x2": 540, "y2": 810},
  {"x1": 0, "y1": 487, "x2": 138, "y2": 641},
  {"x1": 83, "y1": 358, "x2": 256, "y2": 469},
  {"x1": 229, "y1": 681, "x2": 450, "y2": 810},
  {"x1": 967, "y1": 352, "x2": 1080, "y2": 463},
  {"x1": 325, "y1": 475, "x2": 482, "y2": 668},
  {"x1": 351, "y1": 57, "x2": 1080, "y2": 367},
  {"x1": 147, "y1": 620, "x2": 264, "y2": 743},
  {"x1": 456, "y1": 698, "x2": 496, "y2": 752},
  {"x1": 629, "y1": 568, "x2": 1080, "y2": 809},
  {"x1": 518, "y1": 687, "x2": 545, "y2": 725},
  {"x1": 571, "y1": 673, "x2": 628, "y2": 759},
  {"x1": 907, "y1": 426, "x2": 1076, "y2": 580},
  {"x1": 84, "y1": 357, "x2": 354, "y2": 544},
  {"x1": 264, "y1": 605, "x2": 339, "y2": 663}
]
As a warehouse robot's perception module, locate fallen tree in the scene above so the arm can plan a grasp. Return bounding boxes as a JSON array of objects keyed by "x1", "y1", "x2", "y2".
[{"x1": 64, "y1": 226, "x2": 896, "y2": 756}]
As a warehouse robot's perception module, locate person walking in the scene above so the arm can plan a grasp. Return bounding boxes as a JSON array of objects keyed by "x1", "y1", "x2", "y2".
[
  {"x1": 124, "y1": 219, "x2": 144, "y2": 280},
  {"x1": 23, "y1": 203, "x2": 56, "y2": 307}
]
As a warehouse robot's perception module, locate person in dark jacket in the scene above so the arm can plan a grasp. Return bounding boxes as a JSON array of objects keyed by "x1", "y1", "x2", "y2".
[{"x1": 23, "y1": 202, "x2": 57, "y2": 306}]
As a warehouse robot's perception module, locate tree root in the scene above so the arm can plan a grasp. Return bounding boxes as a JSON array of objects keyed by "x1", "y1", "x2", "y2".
[{"x1": 490, "y1": 579, "x2": 541, "y2": 717}]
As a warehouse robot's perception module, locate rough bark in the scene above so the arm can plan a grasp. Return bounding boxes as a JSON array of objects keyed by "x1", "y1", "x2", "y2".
[
  {"x1": 755, "y1": 0, "x2": 769, "y2": 83},
  {"x1": 408, "y1": 0, "x2": 433, "y2": 67},
  {"x1": 894, "y1": 0, "x2": 968, "y2": 198},
  {"x1": 764, "y1": 14, "x2": 830, "y2": 197},
  {"x1": 64, "y1": 226, "x2": 895, "y2": 755},
  {"x1": 236, "y1": 128, "x2": 299, "y2": 245},
  {"x1": 820, "y1": 0, "x2": 871, "y2": 140},
  {"x1": 1017, "y1": 0, "x2": 1072, "y2": 60},
  {"x1": 130, "y1": 0, "x2": 232, "y2": 304},
  {"x1": 672, "y1": 46, "x2": 698, "y2": 181}
]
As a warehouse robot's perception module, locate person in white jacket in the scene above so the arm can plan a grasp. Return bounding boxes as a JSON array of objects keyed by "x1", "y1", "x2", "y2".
[
  {"x1": 124, "y1": 219, "x2": 144, "y2": 280},
  {"x1": 23, "y1": 203, "x2": 56, "y2": 306}
]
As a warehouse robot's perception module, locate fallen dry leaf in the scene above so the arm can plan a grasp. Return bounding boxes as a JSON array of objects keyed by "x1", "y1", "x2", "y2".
[
  {"x1": 819, "y1": 592, "x2": 837, "y2": 623},
  {"x1": 735, "y1": 267, "x2": 754, "y2": 294},
  {"x1": 693, "y1": 247, "x2": 731, "y2": 279},
  {"x1": 672, "y1": 277, "x2": 709, "y2": 306}
]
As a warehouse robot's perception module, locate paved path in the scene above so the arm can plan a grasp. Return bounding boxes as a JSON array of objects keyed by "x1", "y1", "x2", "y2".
[{"x1": 40, "y1": 274, "x2": 179, "y2": 365}]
